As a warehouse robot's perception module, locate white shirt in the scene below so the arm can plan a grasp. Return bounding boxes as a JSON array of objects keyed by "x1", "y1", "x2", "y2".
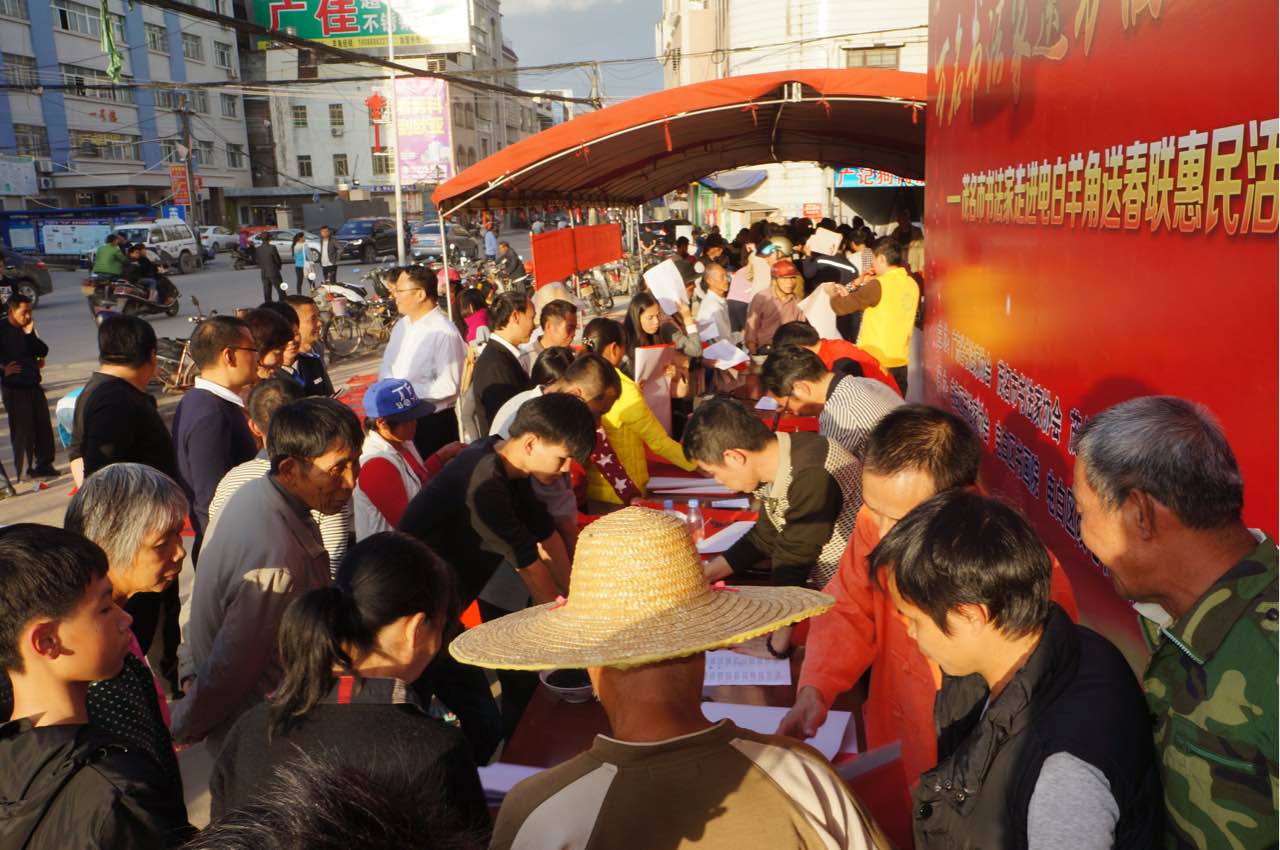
[
  {"x1": 488, "y1": 385, "x2": 544, "y2": 439},
  {"x1": 490, "y1": 333, "x2": 529, "y2": 373},
  {"x1": 696, "y1": 289, "x2": 733, "y2": 343},
  {"x1": 319, "y1": 237, "x2": 335, "y2": 267},
  {"x1": 379, "y1": 306, "x2": 467, "y2": 409},
  {"x1": 193, "y1": 376, "x2": 245, "y2": 408}
]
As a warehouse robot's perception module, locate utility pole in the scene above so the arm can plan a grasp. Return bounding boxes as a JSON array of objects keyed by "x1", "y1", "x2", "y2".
[
  {"x1": 385, "y1": 2, "x2": 406, "y2": 266},
  {"x1": 589, "y1": 61, "x2": 603, "y2": 110},
  {"x1": 177, "y1": 95, "x2": 205, "y2": 268}
]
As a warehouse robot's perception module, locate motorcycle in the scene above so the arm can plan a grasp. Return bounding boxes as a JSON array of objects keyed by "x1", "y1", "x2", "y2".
[
  {"x1": 83, "y1": 250, "x2": 181, "y2": 319},
  {"x1": 231, "y1": 246, "x2": 258, "y2": 271},
  {"x1": 315, "y1": 265, "x2": 399, "y2": 359}
]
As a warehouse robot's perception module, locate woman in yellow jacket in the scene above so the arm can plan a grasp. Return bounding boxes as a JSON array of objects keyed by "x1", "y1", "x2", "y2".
[{"x1": 581, "y1": 317, "x2": 697, "y2": 505}]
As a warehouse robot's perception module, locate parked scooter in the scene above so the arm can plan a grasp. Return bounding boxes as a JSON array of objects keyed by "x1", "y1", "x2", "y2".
[
  {"x1": 315, "y1": 264, "x2": 399, "y2": 358},
  {"x1": 231, "y1": 246, "x2": 258, "y2": 271}
]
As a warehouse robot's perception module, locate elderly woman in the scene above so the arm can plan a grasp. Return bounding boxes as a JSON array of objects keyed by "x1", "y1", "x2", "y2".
[{"x1": 62, "y1": 462, "x2": 190, "y2": 808}]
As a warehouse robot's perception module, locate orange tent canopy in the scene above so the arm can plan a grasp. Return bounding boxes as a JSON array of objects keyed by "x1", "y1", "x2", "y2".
[{"x1": 431, "y1": 69, "x2": 926, "y2": 214}]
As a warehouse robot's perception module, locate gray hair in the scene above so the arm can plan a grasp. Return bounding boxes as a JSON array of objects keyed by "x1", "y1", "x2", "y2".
[
  {"x1": 1071, "y1": 396, "x2": 1243, "y2": 529},
  {"x1": 65, "y1": 463, "x2": 189, "y2": 568}
]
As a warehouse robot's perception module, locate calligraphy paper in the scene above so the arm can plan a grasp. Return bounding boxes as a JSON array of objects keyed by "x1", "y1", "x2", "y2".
[{"x1": 799, "y1": 287, "x2": 841, "y2": 339}]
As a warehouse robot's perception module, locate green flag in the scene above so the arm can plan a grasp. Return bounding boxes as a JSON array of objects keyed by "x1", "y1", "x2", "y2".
[{"x1": 100, "y1": 0, "x2": 123, "y2": 82}]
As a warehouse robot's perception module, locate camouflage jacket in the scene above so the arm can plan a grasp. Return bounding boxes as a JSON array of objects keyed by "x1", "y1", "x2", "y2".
[{"x1": 1139, "y1": 534, "x2": 1278, "y2": 850}]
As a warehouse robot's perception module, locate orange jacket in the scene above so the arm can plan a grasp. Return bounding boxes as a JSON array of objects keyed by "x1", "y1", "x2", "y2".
[{"x1": 798, "y1": 504, "x2": 1079, "y2": 784}]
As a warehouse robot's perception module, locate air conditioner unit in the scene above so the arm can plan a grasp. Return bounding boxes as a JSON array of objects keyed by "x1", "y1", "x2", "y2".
[
  {"x1": 330, "y1": 127, "x2": 344, "y2": 137},
  {"x1": 35, "y1": 159, "x2": 53, "y2": 173},
  {"x1": 38, "y1": 176, "x2": 54, "y2": 190}
]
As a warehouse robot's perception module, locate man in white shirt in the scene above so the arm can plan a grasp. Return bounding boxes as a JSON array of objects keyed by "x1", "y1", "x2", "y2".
[
  {"x1": 380, "y1": 265, "x2": 468, "y2": 457},
  {"x1": 697, "y1": 262, "x2": 734, "y2": 343},
  {"x1": 317, "y1": 224, "x2": 339, "y2": 284}
]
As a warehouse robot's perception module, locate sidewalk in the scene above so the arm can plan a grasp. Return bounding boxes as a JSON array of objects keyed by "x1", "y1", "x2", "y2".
[{"x1": 0, "y1": 351, "x2": 384, "y2": 828}]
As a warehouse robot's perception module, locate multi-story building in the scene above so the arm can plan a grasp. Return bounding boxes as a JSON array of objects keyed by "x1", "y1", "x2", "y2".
[
  {"x1": 655, "y1": 0, "x2": 926, "y2": 228},
  {"x1": 233, "y1": 0, "x2": 546, "y2": 226},
  {"x1": 0, "y1": 0, "x2": 251, "y2": 219}
]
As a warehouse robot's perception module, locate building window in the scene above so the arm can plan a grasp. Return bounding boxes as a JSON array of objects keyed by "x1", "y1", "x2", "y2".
[
  {"x1": 297, "y1": 155, "x2": 313, "y2": 177},
  {"x1": 328, "y1": 103, "x2": 344, "y2": 127},
  {"x1": 371, "y1": 148, "x2": 392, "y2": 176},
  {"x1": 160, "y1": 139, "x2": 179, "y2": 162},
  {"x1": 455, "y1": 145, "x2": 465, "y2": 167},
  {"x1": 188, "y1": 90, "x2": 209, "y2": 113},
  {"x1": 220, "y1": 93, "x2": 238, "y2": 117},
  {"x1": 189, "y1": 140, "x2": 215, "y2": 166},
  {"x1": 291, "y1": 104, "x2": 308, "y2": 127},
  {"x1": 0, "y1": 0, "x2": 27, "y2": 19},
  {"x1": 70, "y1": 130, "x2": 141, "y2": 161},
  {"x1": 480, "y1": 137, "x2": 489, "y2": 158},
  {"x1": 13, "y1": 124, "x2": 49, "y2": 158},
  {"x1": 214, "y1": 41, "x2": 233, "y2": 69},
  {"x1": 53, "y1": 0, "x2": 104, "y2": 37},
  {"x1": 332, "y1": 153, "x2": 348, "y2": 177},
  {"x1": 2, "y1": 54, "x2": 37, "y2": 88},
  {"x1": 843, "y1": 46, "x2": 900, "y2": 69},
  {"x1": 145, "y1": 23, "x2": 168, "y2": 53},
  {"x1": 181, "y1": 33, "x2": 204, "y2": 62},
  {"x1": 61, "y1": 63, "x2": 134, "y2": 103},
  {"x1": 227, "y1": 143, "x2": 245, "y2": 168}
]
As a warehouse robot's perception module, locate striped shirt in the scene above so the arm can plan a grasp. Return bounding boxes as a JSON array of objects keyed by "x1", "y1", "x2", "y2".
[
  {"x1": 491, "y1": 720, "x2": 887, "y2": 850},
  {"x1": 819, "y1": 375, "x2": 904, "y2": 460},
  {"x1": 209, "y1": 457, "x2": 351, "y2": 568}
]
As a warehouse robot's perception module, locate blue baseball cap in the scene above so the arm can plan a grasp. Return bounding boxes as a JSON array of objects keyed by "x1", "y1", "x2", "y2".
[{"x1": 362, "y1": 379, "x2": 434, "y2": 423}]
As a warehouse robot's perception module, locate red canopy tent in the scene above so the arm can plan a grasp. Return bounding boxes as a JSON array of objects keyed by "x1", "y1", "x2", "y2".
[{"x1": 430, "y1": 69, "x2": 926, "y2": 214}]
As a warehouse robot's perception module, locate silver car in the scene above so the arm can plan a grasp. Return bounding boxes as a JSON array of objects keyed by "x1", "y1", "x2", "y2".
[{"x1": 198, "y1": 226, "x2": 241, "y2": 253}]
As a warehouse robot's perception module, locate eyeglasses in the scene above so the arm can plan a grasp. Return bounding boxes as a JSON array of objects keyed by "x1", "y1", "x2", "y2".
[{"x1": 226, "y1": 346, "x2": 260, "y2": 358}]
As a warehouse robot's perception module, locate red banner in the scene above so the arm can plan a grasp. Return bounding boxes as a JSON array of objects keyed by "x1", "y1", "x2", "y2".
[
  {"x1": 530, "y1": 224, "x2": 623, "y2": 289},
  {"x1": 530, "y1": 228, "x2": 577, "y2": 289},
  {"x1": 925, "y1": 0, "x2": 1278, "y2": 661},
  {"x1": 572, "y1": 223, "x2": 623, "y2": 270}
]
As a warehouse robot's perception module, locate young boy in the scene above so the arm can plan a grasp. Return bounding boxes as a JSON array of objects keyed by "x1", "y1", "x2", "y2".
[{"x1": 0, "y1": 524, "x2": 191, "y2": 848}]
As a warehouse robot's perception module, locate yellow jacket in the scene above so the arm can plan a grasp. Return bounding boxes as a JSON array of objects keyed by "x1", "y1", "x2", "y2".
[
  {"x1": 587, "y1": 369, "x2": 697, "y2": 504},
  {"x1": 856, "y1": 266, "x2": 919, "y2": 368}
]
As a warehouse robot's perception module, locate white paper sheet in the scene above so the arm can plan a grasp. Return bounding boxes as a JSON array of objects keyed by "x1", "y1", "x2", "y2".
[
  {"x1": 643, "y1": 259, "x2": 689, "y2": 315},
  {"x1": 696, "y1": 520, "x2": 756, "y2": 554},
  {"x1": 633, "y1": 344, "x2": 675, "y2": 382},
  {"x1": 728, "y1": 267, "x2": 753, "y2": 303},
  {"x1": 704, "y1": 650, "x2": 792, "y2": 686},
  {"x1": 702, "y1": 339, "x2": 750, "y2": 370},
  {"x1": 702, "y1": 703, "x2": 853, "y2": 759},
  {"x1": 754, "y1": 396, "x2": 779, "y2": 411},
  {"x1": 711, "y1": 497, "x2": 751, "y2": 509},
  {"x1": 697, "y1": 318, "x2": 721, "y2": 342},
  {"x1": 805, "y1": 226, "x2": 842, "y2": 257},
  {"x1": 647, "y1": 478, "x2": 738, "y2": 497},
  {"x1": 478, "y1": 763, "x2": 543, "y2": 801},
  {"x1": 799, "y1": 287, "x2": 841, "y2": 340}
]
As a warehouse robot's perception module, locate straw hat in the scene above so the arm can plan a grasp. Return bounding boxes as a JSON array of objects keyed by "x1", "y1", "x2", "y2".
[{"x1": 449, "y1": 507, "x2": 834, "y2": 670}]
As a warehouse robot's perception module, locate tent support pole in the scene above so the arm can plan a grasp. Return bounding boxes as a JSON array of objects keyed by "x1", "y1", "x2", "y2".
[{"x1": 438, "y1": 215, "x2": 453, "y2": 322}]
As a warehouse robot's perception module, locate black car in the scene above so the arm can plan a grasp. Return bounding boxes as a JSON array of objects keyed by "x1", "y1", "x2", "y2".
[
  {"x1": 336, "y1": 218, "x2": 405, "y2": 263},
  {"x1": 0, "y1": 247, "x2": 53, "y2": 307}
]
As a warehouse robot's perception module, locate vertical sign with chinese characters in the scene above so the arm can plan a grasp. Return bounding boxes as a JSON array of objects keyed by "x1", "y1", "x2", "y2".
[
  {"x1": 925, "y1": 0, "x2": 1279, "y2": 659},
  {"x1": 393, "y1": 77, "x2": 452, "y2": 185}
]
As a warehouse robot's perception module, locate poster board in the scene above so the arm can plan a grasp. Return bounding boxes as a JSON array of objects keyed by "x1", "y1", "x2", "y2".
[{"x1": 925, "y1": 0, "x2": 1278, "y2": 662}]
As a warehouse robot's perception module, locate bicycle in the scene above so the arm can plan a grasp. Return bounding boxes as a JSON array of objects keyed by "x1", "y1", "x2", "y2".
[{"x1": 153, "y1": 296, "x2": 214, "y2": 393}]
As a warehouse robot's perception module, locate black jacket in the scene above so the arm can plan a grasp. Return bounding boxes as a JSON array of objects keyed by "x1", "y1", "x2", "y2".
[
  {"x1": 496, "y1": 250, "x2": 526, "y2": 281},
  {"x1": 0, "y1": 719, "x2": 192, "y2": 849},
  {"x1": 70, "y1": 372, "x2": 177, "y2": 478},
  {"x1": 470, "y1": 339, "x2": 532, "y2": 436},
  {"x1": 913, "y1": 604, "x2": 1163, "y2": 849},
  {"x1": 296, "y1": 349, "x2": 334, "y2": 397},
  {"x1": 0, "y1": 321, "x2": 47, "y2": 388},
  {"x1": 210, "y1": 677, "x2": 490, "y2": 838},
  {"x1": 254, "y1": 242, "x2": 283, "y2": 282}
]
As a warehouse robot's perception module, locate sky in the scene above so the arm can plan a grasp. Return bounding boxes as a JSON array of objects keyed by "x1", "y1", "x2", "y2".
[{"x1": 501, "y1": 0, "x2": 665, "y2": 107}]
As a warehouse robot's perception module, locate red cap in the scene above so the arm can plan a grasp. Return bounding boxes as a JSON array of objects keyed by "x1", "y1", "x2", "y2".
[{"x1": 771, "y1": 259, "x2": 800, "y2": 279}]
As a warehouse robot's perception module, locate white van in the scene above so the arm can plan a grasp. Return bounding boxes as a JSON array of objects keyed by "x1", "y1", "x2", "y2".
[{"x1": 110, "y1": 219, "x2": 201, "y2": 274}]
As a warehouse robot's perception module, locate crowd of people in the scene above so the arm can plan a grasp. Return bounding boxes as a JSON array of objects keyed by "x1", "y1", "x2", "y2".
[{"x1": 0, "y1": 214, "x2": 1273, "y2": 850}]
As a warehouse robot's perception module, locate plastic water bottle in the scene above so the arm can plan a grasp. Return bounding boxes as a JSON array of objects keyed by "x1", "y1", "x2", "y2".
[
  {"x1": 662, "y1": 499, "x2": 679, "y2": 522},
  {"x1": 686, "y1": 499, "x2": 705, "y2": 543}
]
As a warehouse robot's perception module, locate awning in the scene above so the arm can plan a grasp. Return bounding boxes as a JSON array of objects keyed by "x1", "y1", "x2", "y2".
[
  {"x1": 723, "y1": 199, "x2": 777, "y2": 213},
  {"x1": 699, "y1": 169, "x2": 768, "y2": 192},
  {"x1": 432, "y1": 69, "x2": 925, "y2": 214}
]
